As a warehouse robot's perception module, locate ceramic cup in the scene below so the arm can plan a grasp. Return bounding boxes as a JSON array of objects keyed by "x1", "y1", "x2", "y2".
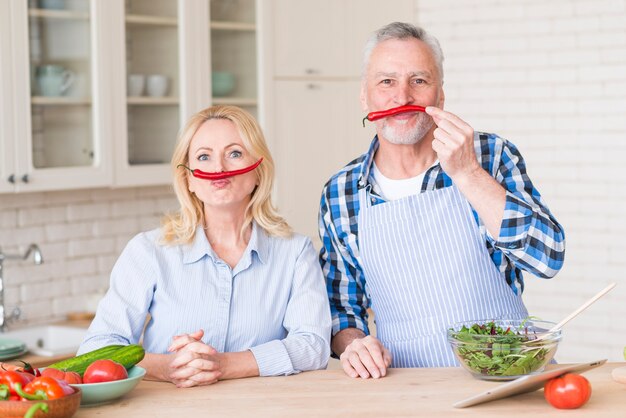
[
  {"x1": 146, "y1": 75, "x2": 169, "y2": 97},
  {"x1": 127, "y1": 74, "x2": 146, "y2": 96},
  {"x1": 35, "y1": 65, "x2": 75, "y2": 97}
]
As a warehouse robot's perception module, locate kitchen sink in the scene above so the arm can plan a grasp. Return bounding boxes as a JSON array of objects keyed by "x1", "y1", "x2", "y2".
[{"x1": 2, "y1": 325, "x2": 86, "y2": 357}]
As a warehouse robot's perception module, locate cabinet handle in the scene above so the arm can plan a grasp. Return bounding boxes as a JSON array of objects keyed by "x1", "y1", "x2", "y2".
[
  {"x1": 307, "y1": 83, "x2": 321, "y2": 90},
  {"x1": 21, "y1": 174, "x2": 30, "y2": 183},
  {"x1": 305, "y1": 68, "x2": 319, "y2": 75},
  {"x1": 8, "y1": 174, "x2": 15, "y2": 184}
]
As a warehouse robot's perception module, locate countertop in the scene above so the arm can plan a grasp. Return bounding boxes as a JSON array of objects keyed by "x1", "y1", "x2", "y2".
[{"x1": 75, "y1": 362, "x2": 626, "y2": 417}]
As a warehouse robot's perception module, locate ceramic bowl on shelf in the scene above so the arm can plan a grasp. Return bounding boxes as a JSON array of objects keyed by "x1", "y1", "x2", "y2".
[
  {"x1": 447, "y1": 318, "x2": 562, "y2": 381},
  {"x1": 0, "y1": 387, "x2": 82, "y2": 418},
  {"x1": 69, "y1": 366, "x2": 146, "y2": 407},
  {"x1": 211, "y1": 71, "x2": 235, "y2": 97}
]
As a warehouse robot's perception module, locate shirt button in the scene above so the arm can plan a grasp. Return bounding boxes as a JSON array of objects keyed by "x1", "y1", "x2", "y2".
[{"x1": 371, "y1": 198, "x2": 376, "y2": 203}]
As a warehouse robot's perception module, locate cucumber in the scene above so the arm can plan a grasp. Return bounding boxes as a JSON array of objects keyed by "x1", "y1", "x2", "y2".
[{"x1": 47, "y1": 344, "x2": 145, "y2": 376}]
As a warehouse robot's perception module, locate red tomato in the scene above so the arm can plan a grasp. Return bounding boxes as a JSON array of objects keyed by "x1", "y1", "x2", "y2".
[
  {"x1": 82, "y1": 359, "x2": 128, "y2": 384},
  {"x1": 544, "y1": 373, "x2": 592, "y2": 409},
  {"x1": 41, "y1": 367, "x2": 83, "y2": 384}
]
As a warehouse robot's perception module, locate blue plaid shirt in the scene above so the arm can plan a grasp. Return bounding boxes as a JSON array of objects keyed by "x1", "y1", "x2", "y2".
[{"x1": 318, "y1": 132, "x2": 566, "y2": 336}]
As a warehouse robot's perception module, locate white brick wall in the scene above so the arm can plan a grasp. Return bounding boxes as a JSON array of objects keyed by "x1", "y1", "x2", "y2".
[
  {"x1": 417, "y1": 0, "x2": 626, "y2": 362},
  {"x1": 0, "y1": 186, "x2": 177, "y2": 325}
]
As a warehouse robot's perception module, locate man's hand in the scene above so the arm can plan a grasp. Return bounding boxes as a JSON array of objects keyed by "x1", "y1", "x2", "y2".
[
  {"x1": 426, "y1": 106, "x2": 481, "y2": 181},
  {"x1": 166, "y1": 330, "x2": 223, "y2": 388},
  {"x1": 426, "y1": 106, "x2": 507, "y2": 237},
  {"x1": 336, "y1": 331, "x2": 392, "y2": 379}
]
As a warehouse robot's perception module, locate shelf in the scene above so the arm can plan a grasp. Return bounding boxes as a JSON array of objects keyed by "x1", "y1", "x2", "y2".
[
  {"x1": 210, "y1": 21, "x2": 255, "y2": 32},
  {"x1": 126, "y1": 14, "x2": 177, "y2": 27},
  {"x1": 212, "y1": 97, "x2": 258, "y2": 106},
  {"x1": 31, "y1": 96, "x2": 91, "y2": 105},
  {"x1": 127, "y1": 96, "x2": 179, "y2": 105},
  {"x1": 28, "y1": 8, "x2": 90, "y2": 20}
]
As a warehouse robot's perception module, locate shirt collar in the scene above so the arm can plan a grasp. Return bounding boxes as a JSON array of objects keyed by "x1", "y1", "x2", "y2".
[
  {"x1": 182, "y1": 221, "x2": 269, "y2": 265},
  {"x1": 358, "y1": 135, "x2": 380, "y2": 189}
]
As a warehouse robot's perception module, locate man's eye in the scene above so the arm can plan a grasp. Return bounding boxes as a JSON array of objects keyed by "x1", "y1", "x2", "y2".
[
  {"x1": 380, "y1": 79, "x2": 392, "y2": 85},
  {"x1": 229, "y1": 150, "x2": 242, "y2": 158},
  {"x1": 412, "y1": 78, "x2": 426, "y2": 84}
]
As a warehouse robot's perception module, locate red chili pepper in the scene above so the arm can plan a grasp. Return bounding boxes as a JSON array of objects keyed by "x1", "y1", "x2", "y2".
[
  {"x1": 20, "y1": 361, "x2": 41, "y2": 377},
  {"x1": 362, "y1": 105, "x2": 426, "y2": 126},
  {"x1": 178, "y1": 157, "x2": 263, "y2": 180}
]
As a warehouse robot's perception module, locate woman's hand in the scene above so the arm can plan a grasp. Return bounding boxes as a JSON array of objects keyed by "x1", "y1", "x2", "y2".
[{"x1": 165, "y1": 330, "x2": 223, "y2": 388}]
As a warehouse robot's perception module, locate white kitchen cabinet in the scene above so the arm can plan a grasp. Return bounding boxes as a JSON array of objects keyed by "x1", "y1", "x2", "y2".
[
  {"x1": 273, "y1": 80, "x2": 376, "y2": 242},
  {"x1": 0, "y1": 0, "x2": 262, "y2": 192},
  {"x1": 273, "y1": 0, "x2": 415, "y2": 78},
  {"x1": 1, "y1": 0, "x2": 113, "y2": 193},
  {"x1": 269, "y1": 0, "x2": 414, "y2": 242}
]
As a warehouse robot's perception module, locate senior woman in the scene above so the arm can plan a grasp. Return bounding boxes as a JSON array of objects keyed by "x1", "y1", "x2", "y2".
[{"x1": 78, "y1": 105, "x2": 331, "y2": 387}]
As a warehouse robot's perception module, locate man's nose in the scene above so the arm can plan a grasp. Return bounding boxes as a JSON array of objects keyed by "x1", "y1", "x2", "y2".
[{"x1": 395, "y1": 82, "x2": 414, "y2": 105}]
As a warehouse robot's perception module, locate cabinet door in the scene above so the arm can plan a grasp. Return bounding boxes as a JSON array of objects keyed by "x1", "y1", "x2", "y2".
[
  {"x1": 8, "y1": 0, "x2": 112, "y2": 192},
  {"x1": 273, "y1": 80, "x2": 374, "y2": 243},
  {"x1": 0, "y1": 1, "x2": 16, "y2": 193},
  {"x1": 209, "y1": 0, "x2": 258, "y2": 115},
  {"x1": 344, "y1": 0, "x2": 416, "y2": 77},
  {"x1": 111, "y1": 0, "x2": 185, "y2": 187},
  {"x1": 273, "y1": 0, "x2": 347, "y2": 77}
]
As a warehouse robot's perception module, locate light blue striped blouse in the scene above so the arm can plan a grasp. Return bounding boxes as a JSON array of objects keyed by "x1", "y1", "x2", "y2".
[{"x1": 78, "y1": 222, "x2": 332, "y2": 376}]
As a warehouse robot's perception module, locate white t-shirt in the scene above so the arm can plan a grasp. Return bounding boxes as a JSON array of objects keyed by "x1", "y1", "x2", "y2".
[{"x1": 372, "y1": 161, "x2": 437, "y2": 201}]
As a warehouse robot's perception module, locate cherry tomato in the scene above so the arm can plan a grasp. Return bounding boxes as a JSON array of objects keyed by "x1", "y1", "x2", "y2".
[
  {"x1": 544, "y1": 373, "x2": 592, "y2": 409},
  {"x1": 41, "y1": 367, "x2": 83, "y2": 384},
  {"x1": 82, "y1": 359, "x2": 128, "y2": 384}
]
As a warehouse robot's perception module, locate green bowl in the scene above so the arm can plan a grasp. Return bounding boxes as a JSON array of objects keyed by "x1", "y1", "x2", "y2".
[{"x1": 70, "y1": 366, "x2": 146, "y2": 407}]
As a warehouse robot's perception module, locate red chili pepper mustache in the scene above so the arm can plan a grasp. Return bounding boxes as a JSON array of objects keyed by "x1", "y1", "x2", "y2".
[
  {"x1": 178, "y1": 157, "x2": 263, "y2": 180},
  {"x1": 362, "y1": 105, "x2": 426, "y2": 127}
]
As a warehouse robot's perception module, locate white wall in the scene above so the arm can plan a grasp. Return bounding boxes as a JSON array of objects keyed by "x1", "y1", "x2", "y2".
[{"x1": 417, "y1": 0, "x2": 626, "y2": 362}]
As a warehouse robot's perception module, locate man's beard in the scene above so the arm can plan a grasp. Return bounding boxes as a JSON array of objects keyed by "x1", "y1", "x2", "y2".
[{"x1": 381, "y1": 113, "x2": 434, "y2": 145}]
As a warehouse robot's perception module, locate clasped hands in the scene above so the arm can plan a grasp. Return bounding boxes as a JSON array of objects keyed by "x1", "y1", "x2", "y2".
[{"x1": 165, "y1": 329, "x2": 222, "y2": 387}]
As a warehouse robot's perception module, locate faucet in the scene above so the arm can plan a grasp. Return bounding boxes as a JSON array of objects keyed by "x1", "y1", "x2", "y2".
[{"x1": 0, "y1": 244, "x2": 44, "y2": 332}]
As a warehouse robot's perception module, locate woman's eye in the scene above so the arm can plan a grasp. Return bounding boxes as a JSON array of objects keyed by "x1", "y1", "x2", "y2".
[
  {"x1": 229, "y1": 150, "x2": 242, "y2": 158},
  {"x1": 197, "y1": 154, "x2": 209, "y2": 161}
]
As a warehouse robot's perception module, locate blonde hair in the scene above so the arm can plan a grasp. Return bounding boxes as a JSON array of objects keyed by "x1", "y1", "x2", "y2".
[{"x1": 161, "y1": 105, "x2": 292, "y2": 245}]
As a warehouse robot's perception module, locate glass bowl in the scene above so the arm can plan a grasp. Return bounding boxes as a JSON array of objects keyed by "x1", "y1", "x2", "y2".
[
  {"x1": 69, "y1": 365, "x2": 146, "y2": 407},
  {"x1": 447, "y1": 319, "x2": 562, "y2": 381}
]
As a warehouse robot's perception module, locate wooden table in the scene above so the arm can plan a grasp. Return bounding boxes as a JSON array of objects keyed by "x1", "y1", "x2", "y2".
[{"x1": 76, "y1": 362, "x2": 625, "y2": 417}]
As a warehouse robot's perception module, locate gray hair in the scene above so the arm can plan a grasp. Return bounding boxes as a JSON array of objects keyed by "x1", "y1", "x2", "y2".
[{"x1": 362, "y1": 22, "x2": 444, "y2": 83}]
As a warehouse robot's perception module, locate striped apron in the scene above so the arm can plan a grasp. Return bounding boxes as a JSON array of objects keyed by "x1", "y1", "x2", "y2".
[{"x1": 358, "y1": 184, "x2": 528, "y2": 367}]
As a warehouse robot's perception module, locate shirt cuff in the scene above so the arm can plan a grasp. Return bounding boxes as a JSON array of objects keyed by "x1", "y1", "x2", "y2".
[
  {"x1": 249, "y1": 340, "x2": 295, "y2": 376},
  {"x1": 490, "y1": 192, "x2": 534, "y2": 250}
]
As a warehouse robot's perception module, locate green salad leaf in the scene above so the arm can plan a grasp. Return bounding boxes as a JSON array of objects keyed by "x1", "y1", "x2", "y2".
[{"x1": 450, "y1": 320, "x2": 556, "y2": 377}]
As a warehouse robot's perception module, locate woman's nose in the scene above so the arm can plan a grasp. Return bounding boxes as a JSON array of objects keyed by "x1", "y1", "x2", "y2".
[{"x1": 212, "y1": 156, "x2": 226, "y2": 172}]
